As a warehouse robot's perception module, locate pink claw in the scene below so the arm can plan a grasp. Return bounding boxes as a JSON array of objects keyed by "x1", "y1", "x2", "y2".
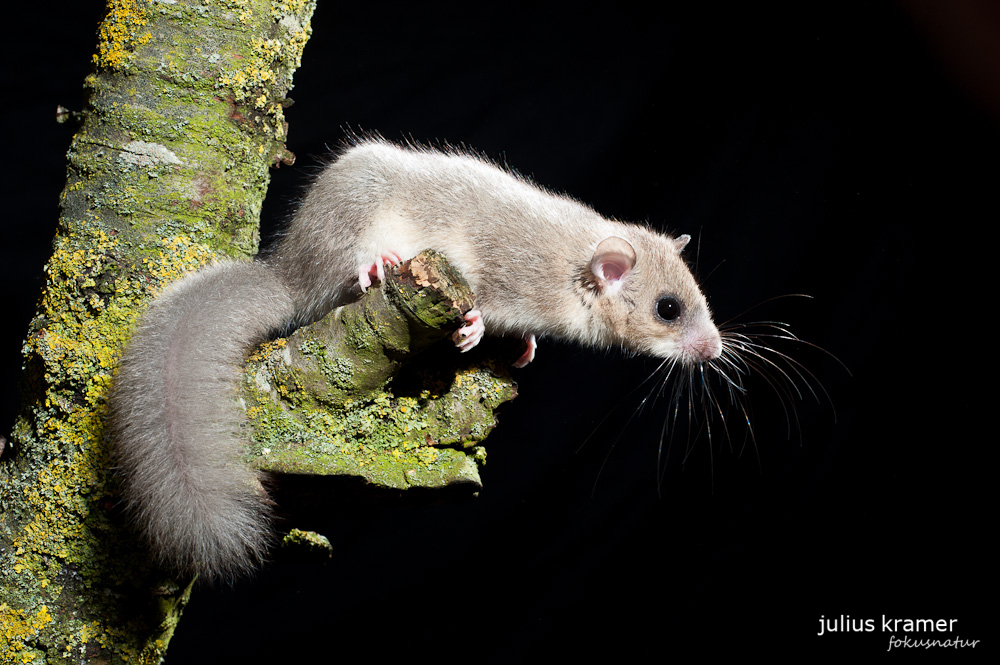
[
  {"x1": 453, "y1": 309, "x2": 485, "y2": 352},
  {"x1": 358, "y1": 250, "x2": 404, "y2": 292},
  {"x1": 513, "y1": 333, "x2": 537, "y2": 368}
]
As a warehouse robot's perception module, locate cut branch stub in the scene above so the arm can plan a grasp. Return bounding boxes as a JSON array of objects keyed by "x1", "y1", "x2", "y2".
[
  {"x1": 243, "y1": 250, "x2": 517, "y2": 492},
  {"x1": 383, "y1": 248, "x2": 477, "y2": 340}
]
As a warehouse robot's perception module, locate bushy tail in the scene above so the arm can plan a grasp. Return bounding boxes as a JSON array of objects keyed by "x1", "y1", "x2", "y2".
[{"x1": 108, "y1": 261, "x2": 295, "y2": 583}]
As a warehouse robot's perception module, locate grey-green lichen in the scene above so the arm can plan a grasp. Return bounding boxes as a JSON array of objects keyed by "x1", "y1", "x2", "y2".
[
  {"x1": 281, "y1": 528, "x2": 333, "y2": 558},
  {"x1": 239, "y1": 254, "x2": 518, "y2": 492},
  {"x1": 0, "y1": 0, "x2": 315, "y2": 662},
  {"x1": 246, "y1": 360, "x2": 512, "y2": 489},
  {"x1": 0, "y1": 219, "x2": 187, "y2": 664},
  {"x1": 242, "y1": 290, "x2": 517, "y2": 490}
]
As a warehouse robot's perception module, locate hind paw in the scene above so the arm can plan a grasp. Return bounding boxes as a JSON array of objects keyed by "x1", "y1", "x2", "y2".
[
  {"x1": 513, "y1": 333, "x2": 536, "y2": 368},
  {"x1": 453, "y1": 309, "x2": 485, "y2": 352}
]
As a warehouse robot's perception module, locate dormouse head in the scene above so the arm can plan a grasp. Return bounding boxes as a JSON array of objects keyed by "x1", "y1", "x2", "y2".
[{"x1": 587, "y1": 232, "x2": 722, "y2": 365}]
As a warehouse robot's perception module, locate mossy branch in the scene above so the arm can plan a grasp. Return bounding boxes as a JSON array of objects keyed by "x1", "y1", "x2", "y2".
[
  {"x1": 0, "y1": 2, "x2": 521, "y2": 662},
  {"x1": 244, "y1": 250, "x2": 518, "y2": 493},
  {"x1": 1, "y1": 1, "x2": 316, "y2": 662}
]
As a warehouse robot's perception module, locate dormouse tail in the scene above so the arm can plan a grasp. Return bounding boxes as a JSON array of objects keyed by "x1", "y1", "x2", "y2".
[{"x1": 108, "y1": 261, "x2": 295, "y2": 583}]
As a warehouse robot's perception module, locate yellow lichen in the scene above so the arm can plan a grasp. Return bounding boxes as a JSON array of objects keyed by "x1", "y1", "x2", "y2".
[
  {"x1": 140, "y1": 234, "x2": 215, "y2": 289},
  {"x1": 3, "y1": 221, "x2": 220, "y2": 659},
  {"x1": 216, "y1": 19, "x2": 310, "y2": 115},
  {"x1": 274, "y1": 0, "x2": 312, "y2": 14},
  {"x1": 0, "y1": 603, "x2": 54, "y2": 663},
  {"x1": 4, "y1": 0, "x2": 318, "y2": 659},
  {"x1": 92, "y1": 0, "x2": 152, "y2": 71}
]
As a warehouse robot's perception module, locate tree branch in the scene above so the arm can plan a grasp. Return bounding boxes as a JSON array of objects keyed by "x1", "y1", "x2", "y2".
[
  {"x1": 0, "y1": 2, "x2": 521, "y2": 661},
  {"x1": 245, "y1": 250, "x2": 517, "y2": 493},
  {"x1": 1, "y1": 1, "x2": 316, "y2": 661}
]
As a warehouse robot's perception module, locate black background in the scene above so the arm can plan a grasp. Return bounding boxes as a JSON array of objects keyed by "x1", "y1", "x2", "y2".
[{"x1": 2, "y1": 0, "x2": 993, "y2": 660}]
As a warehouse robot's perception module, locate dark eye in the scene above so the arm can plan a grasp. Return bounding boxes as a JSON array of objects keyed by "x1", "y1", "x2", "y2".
[{"x1": 656, "y1": 296, "x2": 681, "y2": 322}]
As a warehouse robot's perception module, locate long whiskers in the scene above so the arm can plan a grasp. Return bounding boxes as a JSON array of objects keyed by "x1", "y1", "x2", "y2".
[
  {"x1": 580, "y1": 298, "x2": 844, "y2": 496},
  {"x1": 656, "y1": 314, "x2": 841, "y2": 491},
  {"x1": 578, "y1": 354, "x2": 682, "y2": 496}
]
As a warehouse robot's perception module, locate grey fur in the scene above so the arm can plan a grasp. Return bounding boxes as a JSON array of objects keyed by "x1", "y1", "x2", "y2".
[
  {"x1": 109, "y1": 140, "x2": 720, "y2": 581},
  {"x1": 109, "y1": 262, "x2": 294, "y2": 582}
]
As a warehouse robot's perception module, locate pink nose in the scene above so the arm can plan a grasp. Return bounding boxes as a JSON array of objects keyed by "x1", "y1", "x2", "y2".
[
  {"x1": 703, "y1": 335, "x2": 722, "y2": 360},
  {"x1": 686, "y1": 331, "x2": 722, "y2": 362}
]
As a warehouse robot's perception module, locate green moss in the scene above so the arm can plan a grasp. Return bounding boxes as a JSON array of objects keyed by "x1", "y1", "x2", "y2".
[
  {"x1": 213, "y1": 1, "x2": 314, "y2": 153},
  {"x1": 1, "y1": 0, "x2": 317, "y2": 659},
  {"x1": 282, "y1": 528, "x2": 332, "y2": 552},
  {"x1": 237, "y1": 252, "x2": 518, "y2": 492},
  {"x1": 1, "y1": 219, "x2": 206, "y2": 663},
  {"x1": 245, "y1": 339, "x2": 515, "y2": 489}
]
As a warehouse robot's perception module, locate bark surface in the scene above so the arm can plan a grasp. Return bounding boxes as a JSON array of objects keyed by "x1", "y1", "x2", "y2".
[{"x1": 0, "y1": 1, "x2": 311, "y2": 661}]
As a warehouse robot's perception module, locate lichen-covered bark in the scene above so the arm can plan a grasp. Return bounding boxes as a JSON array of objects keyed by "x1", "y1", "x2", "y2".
[
  {"x1": 0, "y1": 1, "x2": 315, "y2": 662},
  {"x1": 245, "y1": 251, "x2": 518, "y2": 491},
  {"x1": 1, "y1": 1, "x2": 521, "y2": 660}
]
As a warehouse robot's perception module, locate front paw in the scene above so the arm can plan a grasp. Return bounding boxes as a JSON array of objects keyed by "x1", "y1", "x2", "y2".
[{"x1": 358, "y1": 250, "x2": 404, "y2": 292}]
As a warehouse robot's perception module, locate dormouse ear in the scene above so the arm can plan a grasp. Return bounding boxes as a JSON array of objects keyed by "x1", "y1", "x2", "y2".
[
  {"x1": 672, "y1": 234, "x2": 691, "y2": 253},
  {"x1": 590, "y1": 236, "x2": 637, "y2": 294}
]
